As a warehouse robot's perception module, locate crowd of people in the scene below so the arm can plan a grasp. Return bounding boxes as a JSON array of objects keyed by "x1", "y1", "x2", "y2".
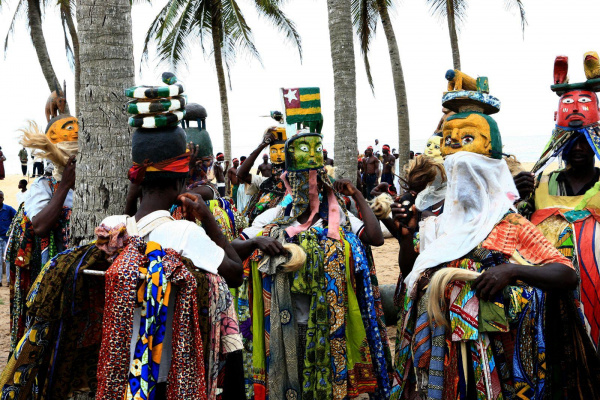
[{"x1": 0, "y1": 61, "x2": 599, "y2": 400}]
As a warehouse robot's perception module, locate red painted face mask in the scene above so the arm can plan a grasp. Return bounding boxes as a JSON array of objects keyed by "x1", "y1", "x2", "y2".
[{"x1": 556, "y1": 90, "x2": 600, "y2": 128}]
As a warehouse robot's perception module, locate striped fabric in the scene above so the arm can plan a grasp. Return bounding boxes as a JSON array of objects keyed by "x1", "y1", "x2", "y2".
[
  {"x1": 125, "y1": 83, "x2": 185, "y2": 99},
  {"x1": 127, "y1": 97, "x2": 186, "y2": 114},
  {"x1": 128, "y1": 110, "x2": 185, "y2": 129}
]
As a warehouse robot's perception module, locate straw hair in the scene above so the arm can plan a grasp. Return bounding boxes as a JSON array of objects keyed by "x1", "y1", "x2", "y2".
[
  {"x1": 19, "y1": 120, "x2": 70, "y2": 167},
  {"x1": 282, "y1": 243, "x2": 307, "y2": 272},
  {"x1": 426, "y1": 268, "x2": 481, "y2": 327},
  {"x1": 401, "y1": 156, "x2": 446, "y2": 193},
  {"x1": 504, "y1": 154, "x2": 524, "y2": 177},
  {"x1": 370, "y1": 193, "x2": 394, "y2": 219}
]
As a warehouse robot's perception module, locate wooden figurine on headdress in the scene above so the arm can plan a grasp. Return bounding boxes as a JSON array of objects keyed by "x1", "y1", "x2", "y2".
[{"x1": 44, "y1": 80, "x2": 67, "y2": 122}]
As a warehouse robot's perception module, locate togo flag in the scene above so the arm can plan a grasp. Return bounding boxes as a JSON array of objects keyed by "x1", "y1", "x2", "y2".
[{"x1": 281, "y1": 87, "x2": 323, "y2": 124}]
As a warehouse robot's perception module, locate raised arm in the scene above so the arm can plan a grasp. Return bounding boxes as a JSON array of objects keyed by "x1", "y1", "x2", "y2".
[
  {"x1": 237, "y1": 128, "x2": 276, "y2": 184},
  {"x1": 334, "y1": 179, "x2": 384, "y2": 246}
]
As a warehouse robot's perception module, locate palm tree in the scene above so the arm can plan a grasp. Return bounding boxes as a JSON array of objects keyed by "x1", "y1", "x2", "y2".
[
  {"x1": 327, "y1": 0, "x2": 358, "y2": 182},
  {"x1": 352, "y1": 0, "x2": 410, "y2": 173},
  {"x1": 71, "y1": 0, "x2": 135, "y2": 244},
  {"x1": 143, "y1": 0, "x2": 302, "y2": 162},
  {"x1": 426, "y1": 0, "x2": 526, "y2": 70}
]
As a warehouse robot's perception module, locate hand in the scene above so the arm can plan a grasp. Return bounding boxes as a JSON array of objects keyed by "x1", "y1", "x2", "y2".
[
  {"x1": 391, "y1": 203, "x2": 418, "y2": 236},
  {"x1": 513, "y1": 171, "x2": 535, "y2": 199},
  {"x1": 334, "y1": 179, "x2": 357, "y2": 197},
  {"x1": 178, "y1": 192, "x2": 211, "y2": 222},
  {"x1": 61, "y1": 155, "x2": 76, "y2": 189},
  {"x1": 253, "y1": 236, "x2": 285, "y2": 256},
  {"x1": 187, "y1": 142, "x2": 199, "y2": 170},
  {"x1": 262, "y1": 127, "x2": 277, "y2": 147},
  {"x1": 471, "y1": 264, "x2": 516, "y2": 301}
]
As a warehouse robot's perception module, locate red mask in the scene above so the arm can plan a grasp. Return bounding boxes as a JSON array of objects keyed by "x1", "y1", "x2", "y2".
[{"x1": 556, "y1": 90, "x2": 600, "y2": 128}]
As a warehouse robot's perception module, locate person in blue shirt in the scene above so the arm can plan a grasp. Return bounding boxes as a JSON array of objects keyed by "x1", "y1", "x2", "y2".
[{"x1": 0, "y1": 191, "x2": 16, "y2": 286}]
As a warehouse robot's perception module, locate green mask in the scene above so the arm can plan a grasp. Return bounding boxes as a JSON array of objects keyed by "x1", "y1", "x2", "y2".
[{"x1": 285, "y1": 133, "x2": 324, "y2": 171}]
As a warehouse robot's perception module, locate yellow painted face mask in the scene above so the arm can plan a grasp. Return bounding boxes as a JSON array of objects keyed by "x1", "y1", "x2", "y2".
[
  {"x1": 442, "y1": 113, "x2": 495, "y2": 158},
  {"x1": 270, "y1": 143, "x2": 285, "y2": 164},
  {"x1": 424, "y1": 135, "x2": 443, "y2": 161},
  {"x1": 46, "y1": 116, "x2": 79, "y2": 144}
]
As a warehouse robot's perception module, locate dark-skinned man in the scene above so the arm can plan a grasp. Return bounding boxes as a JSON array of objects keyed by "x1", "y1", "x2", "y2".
[
  {"x1": 362, "y1": 146, "x2": 380, "y2": 200},
  {"x1": 227, "y1": 158, "x2": 240, "y2": 206},
  {"x1": 514, "y1": 81, "x2": 600, "y2": 352},
  {"x1": 380, "y1": 144, "x2": 395, "y2": 189},
  {"x1": 256, "y1": 153, "x2": 272, "y2": 177},
  {"x1": 230, "y1": 129, "x2": 393, "y2": 399},
  {"x1": 8, "y1": 114, "x2": 79, "y2": 352}
]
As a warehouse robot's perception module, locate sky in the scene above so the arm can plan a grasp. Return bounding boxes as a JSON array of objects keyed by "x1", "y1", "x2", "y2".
[{"x1": 1, "y1": 0, "x2": 600, "y2": 176}]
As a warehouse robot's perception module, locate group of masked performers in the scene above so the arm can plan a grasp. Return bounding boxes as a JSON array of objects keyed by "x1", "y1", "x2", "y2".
[{"x1": 3, "y1": 55, "x2": 600, "y2": 400}]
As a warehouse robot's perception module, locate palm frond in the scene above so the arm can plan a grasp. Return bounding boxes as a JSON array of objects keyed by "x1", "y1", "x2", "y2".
[
  {"x1": 3, "y1": 0, "x2": 27, "y2": 56},
  {"x1": 425, "y1": 0, "x2": 467, "y2": 30},
  {"x1": 351, "y1": 0, "x2": 378, "y2": 91},
  {"x1": 504, "y1": 0, "x2": 527, "y2": 36},
  {"x1": 156, "y1": 0, "x2": 203, "y2": 69},
  {"x1": 60, "y1": 7, "x2": 75, "y2": 71},
  {"x1": 253, "y1": 0, "x2": 302, "y2": 61},
  {"x1": 221, "y1": 0, "x2": 262, "y2": 66}
]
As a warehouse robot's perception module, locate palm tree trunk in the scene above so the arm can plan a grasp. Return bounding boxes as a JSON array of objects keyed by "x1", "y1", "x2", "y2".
[
  {"x1": 376, "y1": 0, "x2": 410, "y2": 174},
  {"x1": 72, "y1": 0, "x2": 135, "y2": 245},
  {"x1": 61, "y1": 4, "x2": 80, "y2": 117},
  {"x1": 27, "y1": 0, "x2": 65, "y2": 103},
  {"x1": 327, "y1": 0, "x2": 358, "y2": 182},
  {"x1": 211, "y1": 3, "x2": 233, "y2": 162},
  {"x1": 446, "y1": 0, "x2": 460, "y2": 70}
]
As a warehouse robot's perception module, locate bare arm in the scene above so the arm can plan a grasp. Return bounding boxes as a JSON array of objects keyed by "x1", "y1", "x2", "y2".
[
  {"x1": 231, "y1": 236, "x2": 285, "y2": 260},
  {"x1": 334, "y1": 179, "x2": 384, "y2": 246},
  {"x1": 237, "y1": 129, "x2": 275, "y2": 184}
]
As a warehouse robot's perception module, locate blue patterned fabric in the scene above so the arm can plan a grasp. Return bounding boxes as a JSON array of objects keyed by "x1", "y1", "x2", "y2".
[{"x1": 345, "y1": 230, "x2": 392, "y2": 399}]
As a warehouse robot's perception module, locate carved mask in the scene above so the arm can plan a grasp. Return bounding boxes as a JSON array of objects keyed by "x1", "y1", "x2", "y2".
[
  {"x1": 285, "y1": 133, "x2": 324, "y2": 171},
  {"x1": 442, "y1": 112, "x2": 502, "y2": 159},
  {"x1": 556, "y1": 90, "x2": 600, "y2": 128},
  {"x1": 270, "y1": 143, "x2": 285, "y2": 164},
  {"x1": 424, "y1": 134, "x2": 443, "y2": 161},
  {"x1": 46, "y1": 116, "x2": 79, "y2": 144}
]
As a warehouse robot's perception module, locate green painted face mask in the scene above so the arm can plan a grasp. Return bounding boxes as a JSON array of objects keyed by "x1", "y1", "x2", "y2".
[{"x1": 285, "y1": 133, "x2": 324, "y2": 171}]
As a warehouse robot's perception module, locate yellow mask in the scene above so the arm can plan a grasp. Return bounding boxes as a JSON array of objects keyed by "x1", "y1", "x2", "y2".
[
  {"x1": 424, "y1": 135, "x2": 443, "y2": 161},
  {"x1": 46, "y1": 116, "x2": 79, "y2": 144},
  {"x1": 442, "y1": 113, "x2": 493, "y2": 158},
  {"x1": 270, "y1": 143, "x2": 285, "y2": 164}
]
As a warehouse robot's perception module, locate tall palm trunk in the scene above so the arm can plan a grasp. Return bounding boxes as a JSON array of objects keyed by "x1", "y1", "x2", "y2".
[
  {"x1": 327, "y1": 0, "x2": 357, "y2": 182},
  {"x1": 72, "y1": 0, "x2": 135, "y2": 245},
  {"x1": 376, "y1": 0, "x2": 410, "y2": 173},
  {"x1": 61, "y1": 4, "x2": 80, "y2": 117},
  {"x1": 446, "y1": 0, "x2": 460, "y2": 70},
  {"x1": 27, "y1": 0, "x2": 65, "y2": 103},
  {"x1": 211, "y1": 3, "x2": 232, "y2": 162}
]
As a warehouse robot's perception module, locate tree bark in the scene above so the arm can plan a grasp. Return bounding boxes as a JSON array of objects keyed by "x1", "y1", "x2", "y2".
[
  {"x1": 72, "y1": 0, "x2": 135, "y2": 245},
  {"x1": 376, "y1": 0, "x2": 410, "y2": 175},
  {"x1": 211, "y1": 2, "x2": 233, "y2": 162},
  {"x1": 327, "y1": 0, "x2": 358, "y2": 182},
  {"x1": 27, "y1": 0, "x2": 66, "y2": 104},
  {"x1": 61, "y1": 4, "x2": 81, "y2": 118},
  {"x1": 446, "y1": 0, "x2": 461, "y2": 70}
]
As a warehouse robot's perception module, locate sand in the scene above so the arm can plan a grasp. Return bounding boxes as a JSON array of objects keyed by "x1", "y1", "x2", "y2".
[{"x1": 1, "y1": 174, "x2": 33, "y2": 209}]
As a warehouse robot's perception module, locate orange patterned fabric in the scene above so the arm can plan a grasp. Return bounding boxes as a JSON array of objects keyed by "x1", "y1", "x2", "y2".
[{"x1": 482, "y1": 213, "x2": 573, "y2": 268}]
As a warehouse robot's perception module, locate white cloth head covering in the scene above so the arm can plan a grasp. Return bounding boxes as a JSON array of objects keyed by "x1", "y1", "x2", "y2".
[
  {"x1": 414, "y1": 167, "x2": 447, "y2": 211},
  {"x1": 404, "y1": 151, "x2": 519, "y2": 291}
]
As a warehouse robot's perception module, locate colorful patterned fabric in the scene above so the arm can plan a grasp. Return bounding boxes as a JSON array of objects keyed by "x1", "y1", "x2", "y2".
[
  {"x1": 391, "y1": 212, "x2": 592, "y2": 400},
  {"x1": 97, "y1": 237, "x2": 207, "y2": 400},
  {"x1": 345, "y1": 230, "x2": 392, "y2": 398},
  {"x1": 0, "y1": 244, "x2": 108, "y2": 399},
  {"x1": 126, "y1": 242, "x2": 172, "y2": 400},
  {"x1": 7, "y1": 178, "x2": 71, "y2": 354},
  {"x1": 243, "y1": 176, "x2": 286, "y2": 225}
]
